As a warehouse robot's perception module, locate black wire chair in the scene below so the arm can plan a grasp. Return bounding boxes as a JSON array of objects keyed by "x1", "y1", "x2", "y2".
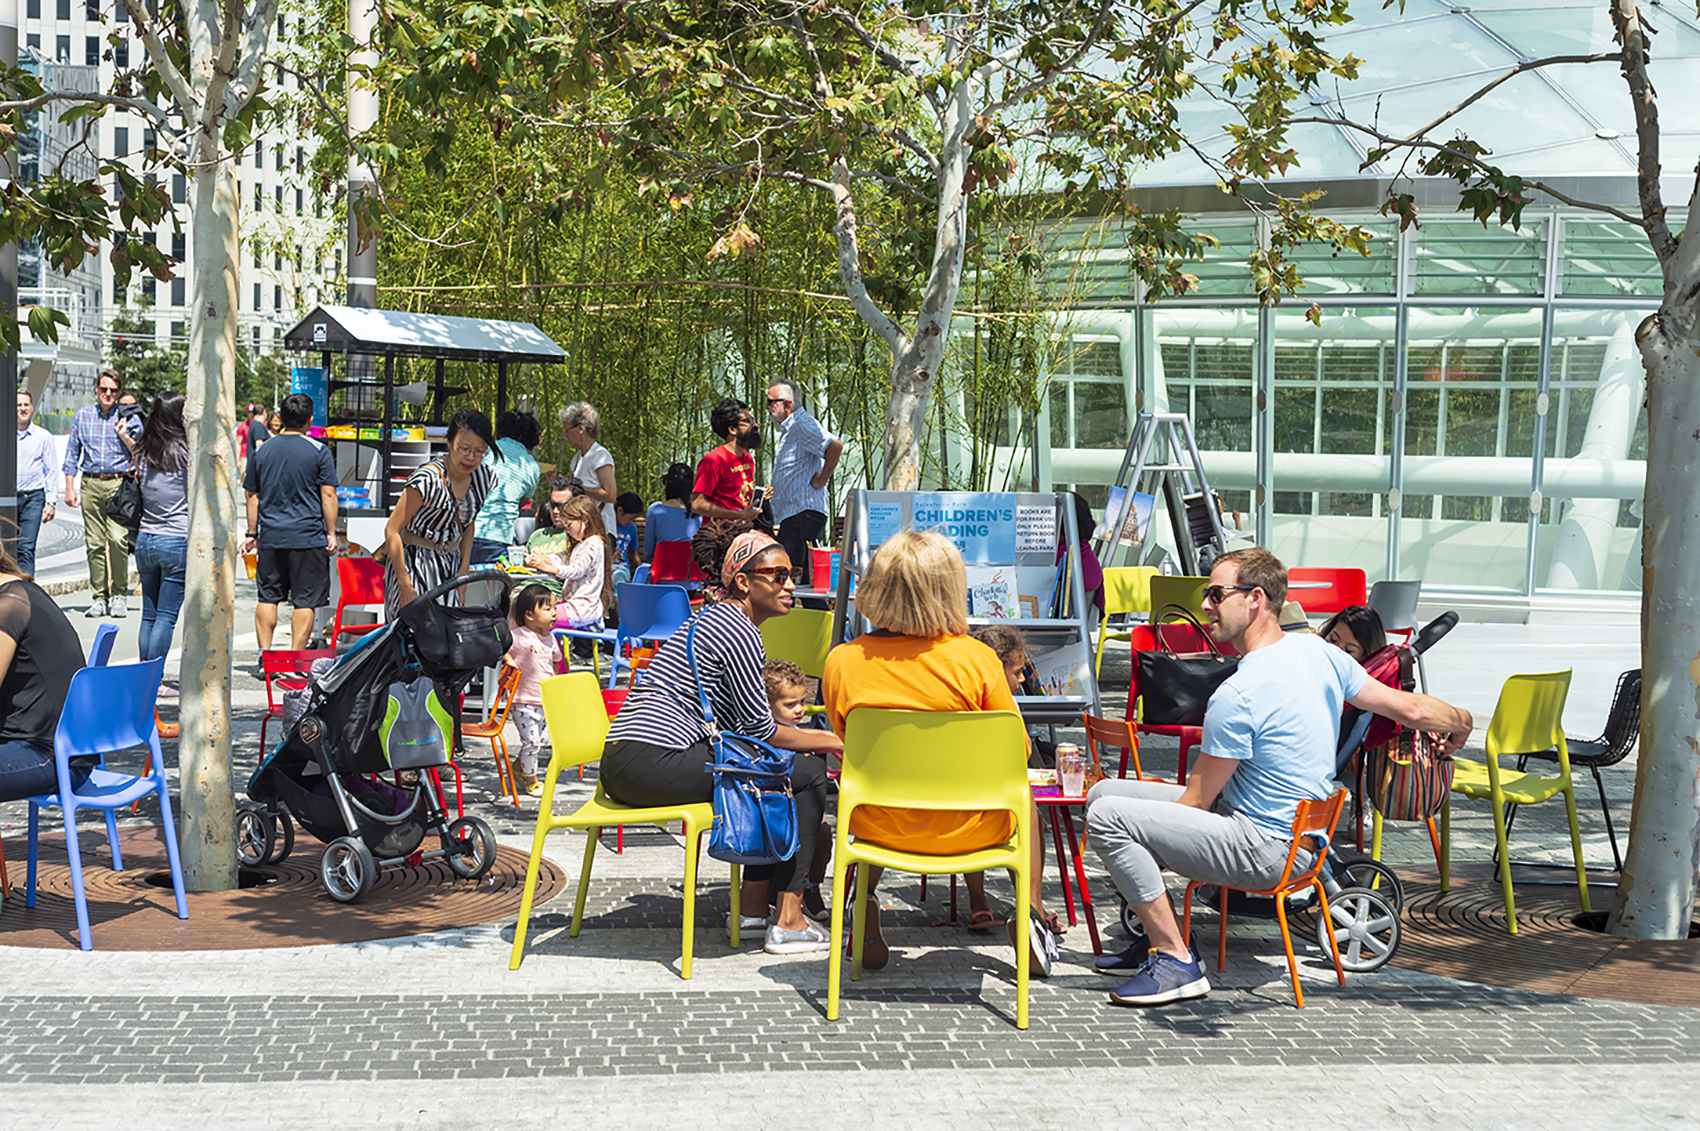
[{"x1": 1503, "y1": 668, "x2": 1640, "y2": 873}]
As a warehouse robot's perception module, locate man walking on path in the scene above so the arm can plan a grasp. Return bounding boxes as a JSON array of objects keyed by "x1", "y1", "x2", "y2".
[
  {"x1": 15, "y1": 390, "x2": 59, "y2": 578},
  {"x1": 1085, "y1": 546, "x2": 1473, "y2": 1006},
  {"x1": 242, "y1": 393, "x2": 338, "y2": 651},
  {"x1": 692, "y1": 398, "x2": 768, "y2": 525},
  {"x1": 62, "y1": 370, "x2": 133, "y2": 617},
  {"x1": 765, "y1": 381, "x2": 842, "y2": 587}
]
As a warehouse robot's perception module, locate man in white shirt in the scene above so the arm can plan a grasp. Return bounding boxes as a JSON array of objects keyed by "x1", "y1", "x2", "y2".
[
  {"x1": 765, "y1": 381, "x2": 842, "y2": 587},
  {"x1": 14, "y1": 390, "x2": 59, "y2": 577}
]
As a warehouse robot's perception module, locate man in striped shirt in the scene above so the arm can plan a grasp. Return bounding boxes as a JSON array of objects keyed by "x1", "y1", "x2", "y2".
[
  {"x1": 61, "y1": 370, "x2": 134, "y2": 617},
  {"x1": 765, "y1": 381, "x2": 841, "y2": 588}
]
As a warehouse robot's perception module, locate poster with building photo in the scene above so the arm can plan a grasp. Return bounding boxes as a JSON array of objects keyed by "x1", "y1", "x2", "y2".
[{"x1": 1100, "y1": 486, "x2": 1155, "y2": 547}]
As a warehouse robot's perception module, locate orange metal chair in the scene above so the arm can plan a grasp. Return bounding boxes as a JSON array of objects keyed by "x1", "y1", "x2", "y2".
[
  {"x1": 331, "y1": 557, "x2": 387, "y2": 645},
  {"x1": 1082, "y1": 711, "x2": 1154, "y2": 781},
  {"x1": 462, "y1": 664, "x2": 523, "y2": 805},
  {"x1": 1182, "y1": 789, "x2": 1349, "y2": 1008},
  {"x1": 1287, "y1": 567, "x2": 1368, "y2": 617},
  {"x1": 259, "y1": 648, "x2": 336, "y2": 755}
]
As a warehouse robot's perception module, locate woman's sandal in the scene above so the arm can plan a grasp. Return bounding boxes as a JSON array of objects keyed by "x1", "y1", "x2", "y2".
[
  {"x1": 1038, "y1": 910, "x2": 1067, "y2": 937},
  {"x1": 965, "y1": 908, "x2": 1004, "y2": 933}
]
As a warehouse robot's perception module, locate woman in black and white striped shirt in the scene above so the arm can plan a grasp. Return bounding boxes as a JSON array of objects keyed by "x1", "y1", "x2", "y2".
[
  {"x1": 603, "y1": 521, "x2": 842, "y2": 955},
  {"x1": 382, "y1": 409, "x2": 499, "y2": 619}
]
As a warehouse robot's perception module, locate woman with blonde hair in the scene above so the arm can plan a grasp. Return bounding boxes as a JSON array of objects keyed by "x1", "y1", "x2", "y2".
[
  {"x1": 526, "y1": 494, "x2": 611, "y2": 631},
  {"x1": 821, "y1": 530, "x2": 1061, "y2": 978}
]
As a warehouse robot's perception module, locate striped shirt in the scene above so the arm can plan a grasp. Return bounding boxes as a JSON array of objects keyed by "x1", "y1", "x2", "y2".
[
  {"x1": 770, "y1": 407, "x2": 834, "y2": 524},
  {"x1": 16, "y1": 425, "x2": 59, "y2": 504},
  {"x1": 62, "y1": 402, "x2": 129, "y2": 476},
  {"x1": 605, "y1": 602, "x2": 776, "y2": 748}
]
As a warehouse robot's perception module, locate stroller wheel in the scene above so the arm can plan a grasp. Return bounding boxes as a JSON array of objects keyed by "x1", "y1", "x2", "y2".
[
  {"x1": 1119, "y1": 898, "x2": 1148, "y2": 941},
  {"x1": 235, "y1": 805, "x2": 273, "y2": 868},
  {"x1": 1333, "y1": 852, "x2": 1405, "y2": 911},
  {"x1": 1316, "y1": 885, "x2": 1401, "y2": 973},
  {"x1": 443, "y1": 816, "x2": 498, "y2": 880},
  {"x1": 321, "y1": 836, "x2": 378, "y2": 903},
  {"x1": 269, "y1": 809, "x2": 295, "y2": 865}
]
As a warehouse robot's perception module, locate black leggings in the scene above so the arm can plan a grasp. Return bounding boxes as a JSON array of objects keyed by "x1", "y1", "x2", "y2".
[{"x1": 601, "y1": 738, "x2": 828, "y2": 894}]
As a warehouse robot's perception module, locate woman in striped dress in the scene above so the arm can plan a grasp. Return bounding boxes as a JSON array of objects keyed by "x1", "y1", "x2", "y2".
[
  {"x1": 382, "y1": 409, "x2": 499, "y2": 619},
  {"x1": 601, "y1": 521, "x2": 842, "y2": 955}
]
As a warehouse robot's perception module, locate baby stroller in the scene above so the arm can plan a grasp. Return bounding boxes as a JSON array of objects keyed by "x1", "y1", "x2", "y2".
[
  {"x1": 1117, "y1": 612, "x2": 1459, "y2": 974},
  {"x1": 242, "y1": 572, "x2": 513, "y2": 903}
]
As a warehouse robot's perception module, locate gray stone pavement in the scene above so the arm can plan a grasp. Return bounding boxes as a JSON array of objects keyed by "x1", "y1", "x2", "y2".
[{"x1": 1, "y1": 585, "x2": 1689, "y2": 1128}]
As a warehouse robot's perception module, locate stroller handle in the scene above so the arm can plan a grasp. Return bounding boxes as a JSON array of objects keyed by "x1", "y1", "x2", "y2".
[
  {"x1": 416, "y1": 569, "x2": 515, "y2": 608},
  {"x1": 1411, "y1": 611, "x2": 1459, "y2": 656}
]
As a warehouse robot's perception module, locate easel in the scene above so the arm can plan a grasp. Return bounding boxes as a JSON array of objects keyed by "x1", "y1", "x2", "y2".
[{"x1": 1093, "y1": 412, "x2": 1230, "y2": 574}]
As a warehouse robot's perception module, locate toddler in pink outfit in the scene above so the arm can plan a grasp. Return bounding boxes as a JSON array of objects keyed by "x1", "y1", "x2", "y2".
[{"x1": 504, "y1": 584, "x2": 563, "y2": 795}]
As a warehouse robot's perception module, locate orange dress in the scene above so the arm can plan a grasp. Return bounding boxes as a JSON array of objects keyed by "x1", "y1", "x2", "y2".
[{"x1": 822, "y1": 632, "x2": 1029, "y2": 855}]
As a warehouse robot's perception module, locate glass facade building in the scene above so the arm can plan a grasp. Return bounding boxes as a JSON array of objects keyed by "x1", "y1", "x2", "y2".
[{"x1": 994, "y1": 0, "x2": 1697, "y2": 599}]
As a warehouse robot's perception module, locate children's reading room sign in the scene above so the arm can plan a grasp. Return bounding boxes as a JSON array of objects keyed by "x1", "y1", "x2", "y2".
[{"x1": 910, "y1": 493, "x2": 1017, "y2": 562}]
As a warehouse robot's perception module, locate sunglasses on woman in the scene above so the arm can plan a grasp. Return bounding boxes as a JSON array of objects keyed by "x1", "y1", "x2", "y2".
[{"x1": 743, "y1": 565, "x2": 805, "y2": 585}]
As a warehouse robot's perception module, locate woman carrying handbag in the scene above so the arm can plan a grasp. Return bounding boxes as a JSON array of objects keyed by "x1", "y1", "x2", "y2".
[{"x1": 599, "y1": 522, "x2": 841, "y2": 955}]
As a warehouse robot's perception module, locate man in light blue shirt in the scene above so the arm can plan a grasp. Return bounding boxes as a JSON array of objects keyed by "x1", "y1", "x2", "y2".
[
  {"x1": 765, "y1": 381, "x2": 841, "y2": 587},
  {"x1": 14, "y1": 390, "x2": 59, "y2": 577},
  {"x1": 1085, "y1": 547, "x2": 1472, "y2": 1005}
]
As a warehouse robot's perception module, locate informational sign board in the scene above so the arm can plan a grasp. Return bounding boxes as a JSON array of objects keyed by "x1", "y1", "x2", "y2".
[{"x1": 292, "y1": 366, "x2": 328, "y2": 426}]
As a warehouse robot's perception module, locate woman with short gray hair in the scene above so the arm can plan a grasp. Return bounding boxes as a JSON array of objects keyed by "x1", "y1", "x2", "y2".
[{"x1": 561, "y1": 401, "x2": 616, "y2": 530}]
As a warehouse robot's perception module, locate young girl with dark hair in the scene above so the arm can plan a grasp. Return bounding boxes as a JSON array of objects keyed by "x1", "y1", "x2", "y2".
[{"x1": 503, "y1": 583, "x2": 562, "y2": 796}]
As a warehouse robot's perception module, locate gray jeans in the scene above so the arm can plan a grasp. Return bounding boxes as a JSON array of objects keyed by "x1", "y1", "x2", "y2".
[{"x1": 1085, "y1": 779, "x2": 1311, "y2": 906}]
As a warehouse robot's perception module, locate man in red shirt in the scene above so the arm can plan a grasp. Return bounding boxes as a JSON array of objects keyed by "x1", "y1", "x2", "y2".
[{"x1": 692, "y1": 398, "x2": 770, "y2": 523}]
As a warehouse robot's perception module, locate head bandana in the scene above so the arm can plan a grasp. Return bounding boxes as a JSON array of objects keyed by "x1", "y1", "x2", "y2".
[{"x1": 723, "y1": 530, "x2": 781, "y2": 589}]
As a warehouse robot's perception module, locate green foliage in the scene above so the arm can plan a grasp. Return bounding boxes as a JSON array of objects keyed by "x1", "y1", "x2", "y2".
[{"x1": 104, "y1": 306, "x2": 187, "y2": 404}]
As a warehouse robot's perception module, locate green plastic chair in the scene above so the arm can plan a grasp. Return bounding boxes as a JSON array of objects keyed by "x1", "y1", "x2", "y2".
[
  {"x1": 508, "y1": 671, "x2": 742, "y2": 978},
  {"x1": 828, "y1": 708, "x2": 1035, "y2": 1028},
  {"x1": 1440, "y1": 669, "x2": 1591, "y2": 933},
  {"x1": 1148, "y1": 575, "x2": 1208, "y2": 622},
  {"x1": 1093, "y1": 566, "x2": 1158, "y2": 681}
]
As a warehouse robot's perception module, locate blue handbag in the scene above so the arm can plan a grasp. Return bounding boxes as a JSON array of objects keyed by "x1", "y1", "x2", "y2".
[{"x1": 685, "y1": 619, "x2": 799, "y2": 866}]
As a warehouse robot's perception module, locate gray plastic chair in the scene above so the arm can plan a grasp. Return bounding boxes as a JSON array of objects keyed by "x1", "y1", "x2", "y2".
[{"x1": 1368, "y1": 580, "x2": 1425, "y2": 689}]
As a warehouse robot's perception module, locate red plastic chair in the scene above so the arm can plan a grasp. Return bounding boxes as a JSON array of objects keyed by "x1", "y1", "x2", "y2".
[
  {"x1": 260, "y1": 647, "x2": 336, "y2": 754},
  {"x1": 1125, "y1": 622, "x2": 1239, "y2": 784},
  {"x1": 332, "y1": 557, "x2": 387, "y2": 645},
  {"x1": 649, "y1": 541, "x2": 706, "y2": 586},
  {"x1": 1287, "y1": 567, "x2": 1368, "y2": 617},
  {"x1": 1182, "y1": 789, "x2": 1349, "y2": 1008}
]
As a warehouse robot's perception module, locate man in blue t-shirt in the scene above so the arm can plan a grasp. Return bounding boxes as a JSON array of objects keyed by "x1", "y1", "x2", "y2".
[
  {"x1": 1085, "y1": 547, "x2": 1472, "y2": 1006},
  {"x1": 242, "y1": 393, "x2": 338, "y2": 651}
]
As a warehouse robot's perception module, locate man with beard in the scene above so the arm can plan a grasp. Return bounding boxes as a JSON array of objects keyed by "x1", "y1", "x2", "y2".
[
  {"x1": 691, "y1": 398, "x2": 769, "y2": 525},
  {"x1": 1084, "y1": 546, "x2": 1472, "y2": 1006}
]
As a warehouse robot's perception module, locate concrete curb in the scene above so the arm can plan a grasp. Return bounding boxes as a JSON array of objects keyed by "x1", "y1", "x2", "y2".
[{"x1": 39, "y1": 569, "x2": 141, "y2": 598}]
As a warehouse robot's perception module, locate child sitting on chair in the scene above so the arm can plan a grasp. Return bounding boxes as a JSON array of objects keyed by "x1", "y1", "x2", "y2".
[
  {"x1": 759, "y1": 659, "x2": 834, "y2": 923},
  {"x1": 503, "y1": 584, "x2": 562, "y2": 797}
]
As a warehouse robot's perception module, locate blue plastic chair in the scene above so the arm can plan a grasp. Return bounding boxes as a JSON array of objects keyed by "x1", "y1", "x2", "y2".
[
  {"x1": 632, "y1": 563, "x2": 651, "y2": 585},
  {"x1": 604, "y1": 582, "x2": 692, "y2": 690},
  {"x1": 88, "y1": 622, "x2": 118, "y2": 666},
  {"x1": 26, "y1": 658, "x2": 188, "y2": 950}
]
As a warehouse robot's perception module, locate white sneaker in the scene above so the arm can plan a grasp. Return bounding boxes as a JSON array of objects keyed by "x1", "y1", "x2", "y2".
[
  {"x1": 764, "y1": 920, "x2": 832, "y2": 956},
  {"x1": 108, "y1": 596, "x2": 128, "y2": 616},
  {"x1": 84, "y1": 599, "x2": 106, "y2": 618},
  {"x1": 727, "y1": 911, "x2": 770, "y2": 943}
]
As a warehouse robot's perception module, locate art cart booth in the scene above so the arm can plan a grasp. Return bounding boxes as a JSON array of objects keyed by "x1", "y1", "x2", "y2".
[{"x1": 280, "y1": 304, "x2": 566, "y2": 550}]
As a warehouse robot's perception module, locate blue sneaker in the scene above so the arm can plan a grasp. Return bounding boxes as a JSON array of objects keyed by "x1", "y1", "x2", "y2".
[
  {"x1": 1108, "y1": 948, "x2": 1210, "y2": 1005},
  {"x1": 1095, "y1": 931, "x2": 1198, "y2": 975}
]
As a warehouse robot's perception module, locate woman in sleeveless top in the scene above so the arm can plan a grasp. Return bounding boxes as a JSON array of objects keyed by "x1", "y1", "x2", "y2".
[{"x1": 382, "y1": 409, "x2": 499, "y2": 619}]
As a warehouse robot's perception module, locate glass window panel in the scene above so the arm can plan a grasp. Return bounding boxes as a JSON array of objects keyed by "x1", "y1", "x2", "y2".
[
  {"x1": 1403, "y1": 387, "x2": 1440, "y2": 456},
  {"x1": 1075, "y1": 382, "x2": 1126, "y2": 449},
  {"x1": 1469, "y1": 8, "x2": 1615, "y2": 58},
  {"x1": 1274, "y1": 491, "x2": 1311, "y2": 515},
  {"x1": 1443, "y1": 387, "x2": 1500, "y2": 457},
  {"x1": 1321, "y1": 388, "x2": 1379, "y2": 454},
  {"x1": 1274, "y1": 387, "x2": 1316, "y2": 453},
  {"x1": 1185, "y1": 220, "x2": 1258, "y2": 297},
  {"x1": 1048, "y1": 385, "x2": 1068, "y2": 449},
  {"x1": 1506, "y1": 389, "x2": 1539, "y2": 458},
  {"x1": 1319, "y1": 491, "x2": 1374, "y2": 518},
  {"x1": 1562, "y1": 220, "x2": 1670, "y2": 296},
  {"x1": 1413, "y1": 220, "x2": 1546, "y2": 295}
]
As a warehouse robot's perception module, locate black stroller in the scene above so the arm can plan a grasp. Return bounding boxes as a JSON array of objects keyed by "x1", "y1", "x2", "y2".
[
  {"x1": 241, "y1": 572, "x2": 512, "y2": 903},
  {"x1": 1117, "y1": 611, "x2": 1459, "y2": 974}
]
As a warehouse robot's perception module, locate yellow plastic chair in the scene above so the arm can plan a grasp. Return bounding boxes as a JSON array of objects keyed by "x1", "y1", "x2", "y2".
[
  {"x1": 508, "y1": 672, "x2": 742, "y2": 979},
  {"x1": 1440, "y1": 670, "x2": 1591, "y2": 933},
  {"x1": 1148, "y1": 575, "x2": 1208, "y2": 622},
  {"x1": 827, "y1": 708, "x2": 1034, "y2": 1029},
  {"x1": 1093, "y1": 566, "x2": 1158, "y2": 681},
  {"x1": 760, "y1": 607, "x2": 834, "y2": 677}
]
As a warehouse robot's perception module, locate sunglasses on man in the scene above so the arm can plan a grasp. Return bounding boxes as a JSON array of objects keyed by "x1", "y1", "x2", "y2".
[{"x1": 1201, "y1": 584, "x2": 1259, "y2": 605}]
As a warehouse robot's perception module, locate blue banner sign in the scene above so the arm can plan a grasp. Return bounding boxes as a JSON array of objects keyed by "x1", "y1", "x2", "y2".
[{"x1": 910, "y1": 493, "x2": 1017, "y2": 563}]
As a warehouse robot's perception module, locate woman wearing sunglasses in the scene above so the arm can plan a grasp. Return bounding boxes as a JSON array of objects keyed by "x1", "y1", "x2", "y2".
[{"x1": 600, "y1": 521, "x2": 842, "y2": 955}]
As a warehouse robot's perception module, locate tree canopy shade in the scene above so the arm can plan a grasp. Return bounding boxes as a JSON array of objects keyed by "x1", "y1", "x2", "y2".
[{"x1": 370, "y1": 0, "x2": 1376, "y2": 486}]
